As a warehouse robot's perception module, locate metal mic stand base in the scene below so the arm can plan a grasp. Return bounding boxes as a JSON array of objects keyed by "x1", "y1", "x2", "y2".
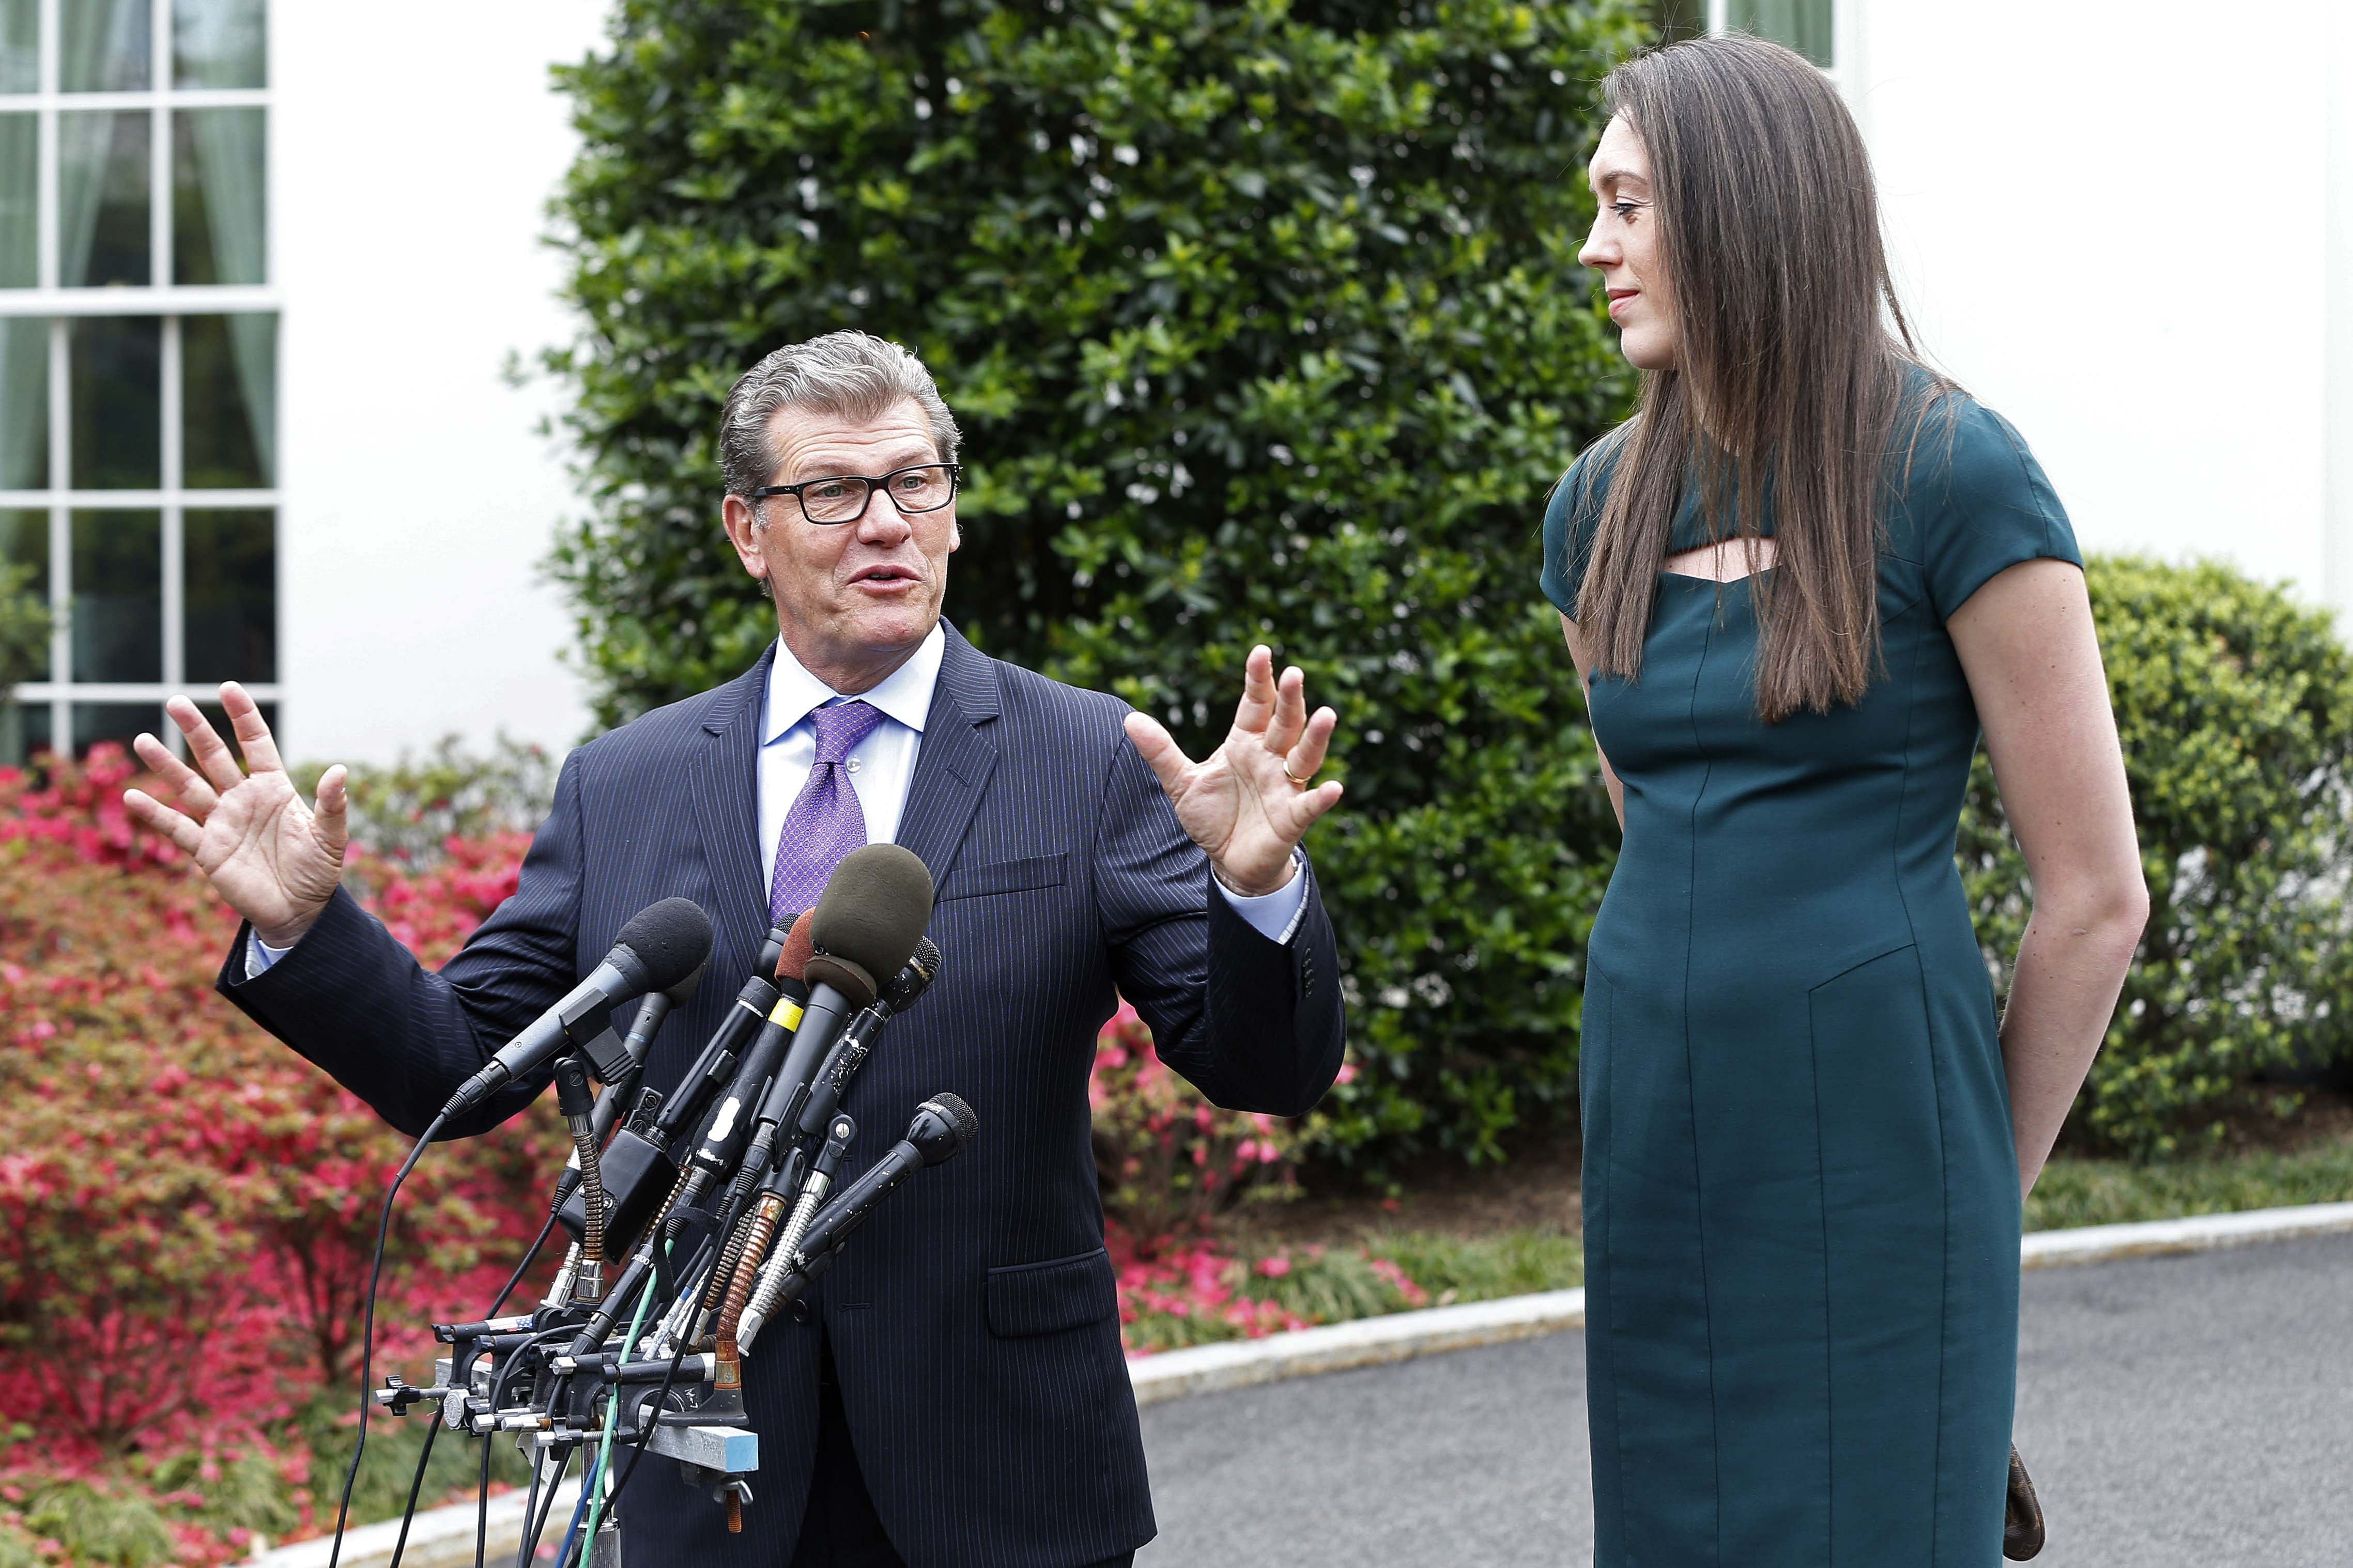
[{"x1": 589, "y1": 1509, "x2": 623, "y2": 1568}]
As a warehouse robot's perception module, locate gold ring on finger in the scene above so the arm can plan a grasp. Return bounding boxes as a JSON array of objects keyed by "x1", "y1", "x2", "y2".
[{"x1": 1282, "y1": 761, "x2": 1313, "y2": 788}]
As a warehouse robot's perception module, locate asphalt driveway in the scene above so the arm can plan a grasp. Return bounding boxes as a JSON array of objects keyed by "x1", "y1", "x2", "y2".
[{"x1": 1137, "y1": 1232, "x2": 2353, "y2": 1567}]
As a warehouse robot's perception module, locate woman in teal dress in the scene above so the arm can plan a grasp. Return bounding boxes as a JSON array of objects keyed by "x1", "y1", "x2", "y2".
[{"x1": 1541, "y1": 39, "x2": 2148, "y2": 1567}]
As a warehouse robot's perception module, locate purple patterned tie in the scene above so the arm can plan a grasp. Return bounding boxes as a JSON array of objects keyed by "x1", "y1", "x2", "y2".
[{"x1": 768, "y1": 699, "x2": 888, "y2": 923}]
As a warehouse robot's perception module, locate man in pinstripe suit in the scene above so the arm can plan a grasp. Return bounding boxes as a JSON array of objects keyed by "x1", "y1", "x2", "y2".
[{"x1": 125, "y1": 331, "x2": 1348, "y2": 1567}]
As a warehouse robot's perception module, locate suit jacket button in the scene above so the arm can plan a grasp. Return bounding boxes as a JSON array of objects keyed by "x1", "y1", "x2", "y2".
[{"x1": 789, "y1": 1299, "x2": 813, "y2": 1326}]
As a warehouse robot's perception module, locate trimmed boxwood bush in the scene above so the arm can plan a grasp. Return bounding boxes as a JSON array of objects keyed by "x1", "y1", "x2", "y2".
[
  {"x1": 545, "y1": 0, "x2": 1648, "y2": 1168},
  {"x1": 1959, "y1": 554, "x2": 2353, "y2": 1158}
]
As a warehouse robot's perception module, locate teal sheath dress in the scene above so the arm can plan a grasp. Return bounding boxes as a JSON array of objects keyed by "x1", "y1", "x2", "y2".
[{"x1": 1537, "y1": 389, "x2": 2082, "y2": 1568}]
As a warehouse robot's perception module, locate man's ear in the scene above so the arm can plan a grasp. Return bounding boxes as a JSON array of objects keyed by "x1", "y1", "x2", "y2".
[{"x1": 721, "y1": 494, "x2": 770, "y2": 580}]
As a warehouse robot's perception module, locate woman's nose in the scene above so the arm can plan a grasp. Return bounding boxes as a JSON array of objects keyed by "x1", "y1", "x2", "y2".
[{"x1": 1578, "y1": 226, "x2": 1615, "y2": 271}]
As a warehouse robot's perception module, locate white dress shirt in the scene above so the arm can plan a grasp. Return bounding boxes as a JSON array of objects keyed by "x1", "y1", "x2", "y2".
[
  {"x1": 756, "y1": 625, "x2": 1308, "y2": 942},
  {"x1": 253, "y1": 630, "x2": 1306, "y2": 972}
]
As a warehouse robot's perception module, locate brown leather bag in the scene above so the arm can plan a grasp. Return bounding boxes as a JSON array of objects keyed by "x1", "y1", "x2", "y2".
[{"x1": 2003, "y1": 1446, "x2": 2045, "y2": 1560}]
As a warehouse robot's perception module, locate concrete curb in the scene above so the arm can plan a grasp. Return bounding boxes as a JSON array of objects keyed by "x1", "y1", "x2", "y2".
[
  {"x1": 1127, "y1": 1286, "x2": 1589, "y2": 1408},
  {"x1": 2017, "y1": 1199, "x2": 2353, "y2": 1266},
  {"x1": 256, "y1": 1476, "x2": 579, "y2": 1568},
  {"x1": 259, "y1": 1200, "x2": 2353, "y2": 1567},
  {"x1": 1122, "y1": 1201, "x2": 2353, "y2": 1408}
]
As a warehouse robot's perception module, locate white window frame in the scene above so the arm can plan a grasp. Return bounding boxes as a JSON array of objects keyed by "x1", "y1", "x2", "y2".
[
  {"x1": 1707, "y1": 0, "x2": 1856, "y2": 84},
  {"x1": 1, "y1": 0, "x2": 280, "y2": 756}
]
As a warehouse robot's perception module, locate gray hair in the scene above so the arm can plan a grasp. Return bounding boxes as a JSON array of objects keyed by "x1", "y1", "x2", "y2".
[{"x1": 718, "y1": 330, "x2": 962, "y2": 499}]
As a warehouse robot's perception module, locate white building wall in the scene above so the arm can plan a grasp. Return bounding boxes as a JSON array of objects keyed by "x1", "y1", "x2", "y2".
[
  {"x1": 2328, "y1": 0, "x2": 2353, "y2": 616},
  {"x1": 1844, "y1": 0, "x2": 2350, "y2": 627},
  {"x1": 270, "y1": 2, "x2": 606, "y2": 764},
  {"x1": 259, "y1": 0, "x2": 2353, "y2": 769}
]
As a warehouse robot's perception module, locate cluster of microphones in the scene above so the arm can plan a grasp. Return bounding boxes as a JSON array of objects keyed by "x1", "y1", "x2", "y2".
[{"x1": 359, "y1": 843, "x2": 972, "y2": 1567}]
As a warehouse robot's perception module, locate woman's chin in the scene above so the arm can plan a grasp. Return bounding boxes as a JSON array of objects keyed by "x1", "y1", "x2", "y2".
[{"x1": 1619, "y1": 329, "x2": 1679, "y2": 372}]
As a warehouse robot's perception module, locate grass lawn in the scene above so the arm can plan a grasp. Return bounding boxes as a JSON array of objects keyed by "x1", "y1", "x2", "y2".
[
  {"x1": 2022, "y1": 1130, "x2": 2353, "y2": 1231},
  {"x1": 1128, "y1": 1119, "x2": 2353, "y2": 1352}
]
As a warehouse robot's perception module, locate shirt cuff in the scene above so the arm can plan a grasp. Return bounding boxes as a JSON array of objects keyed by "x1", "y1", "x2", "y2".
[
  {"x1": 247, "y1": 929, "x2": 294, "y2": 976},
  {"x1": 1212, "y1": 848, "x2": 1311, "y2": 945}
]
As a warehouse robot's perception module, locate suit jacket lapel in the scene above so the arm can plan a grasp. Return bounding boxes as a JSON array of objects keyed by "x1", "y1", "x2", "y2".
[
  {"x1": 691, "y1": 644, "x2": 775, "y2": 943},
  {"x1": 896, "y1": 622, "x2": 1001, "y2": 886}
]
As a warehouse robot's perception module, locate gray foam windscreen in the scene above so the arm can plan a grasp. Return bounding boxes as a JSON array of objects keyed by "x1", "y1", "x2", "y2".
[{"x1": 808, "y1": 845, "x2": 935, "y2": 1002}]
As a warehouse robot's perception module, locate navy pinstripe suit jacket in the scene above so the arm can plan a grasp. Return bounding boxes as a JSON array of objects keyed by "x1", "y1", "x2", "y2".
[{"x1": 218, "y1": 623, "x2": 1347, "y2": 1567}]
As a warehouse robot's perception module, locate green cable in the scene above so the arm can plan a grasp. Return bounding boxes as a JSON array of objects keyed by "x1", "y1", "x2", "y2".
[{"x1": 579, "y1": 1249, "x2": 664, "y2": 1557}]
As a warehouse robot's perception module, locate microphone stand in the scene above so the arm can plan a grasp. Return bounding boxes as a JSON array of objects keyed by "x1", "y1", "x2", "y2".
[{"x1": 359, "y1": 971, "x2": 966, "y2": 1555}]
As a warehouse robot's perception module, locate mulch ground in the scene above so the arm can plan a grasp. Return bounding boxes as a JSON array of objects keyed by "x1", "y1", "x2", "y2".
[
  {"x1": 1222, "y1": 1083, "x2": 2353, "y2": 1257},
  {"x1": 1224, "y1": 1121, "x2": 1586, "y2": 1253}
]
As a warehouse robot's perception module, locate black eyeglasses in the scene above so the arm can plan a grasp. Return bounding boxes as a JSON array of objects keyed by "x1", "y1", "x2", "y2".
[{"x1": 748, "y1": 463, "x2": 962, "y2": 525}]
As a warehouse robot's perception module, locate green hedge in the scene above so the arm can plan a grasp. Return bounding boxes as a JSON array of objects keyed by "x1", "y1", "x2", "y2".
[
  {"x1": 546, "y1": 0, "x2": 1648, "y2": 1169},
  {"x1": 1958, "y1": 554, "x2": 2353, "y2": 1158},
  {"x1": 544, "y1": 7, "x2": 2351, "y2": 1173}
]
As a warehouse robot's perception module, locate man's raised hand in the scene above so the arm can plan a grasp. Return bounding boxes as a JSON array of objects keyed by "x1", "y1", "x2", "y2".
[
  {"x1": 121, "y1": 682, "x2": 348, "y2": 949},
  {"x1": 1121, "y1": 645, "x2": 1344, "y2": 898}
]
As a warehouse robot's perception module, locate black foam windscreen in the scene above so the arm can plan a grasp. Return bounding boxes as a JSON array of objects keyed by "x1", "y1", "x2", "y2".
[
  {"x1": 928, "y1": 1091, "x2": 977, "y2": 1145},
  {"x1": 664, "y1": 957, "x2": 710, "y2": 1005},
  {"x1": 613, "y1": 897, "x2": 715, "y2": 993},
  {"x1": 809, "y1": 845, "x2": 934, "y2": 997},
  {"x1": 911, "y1": 1091, "x2": 978, "y2": 1165}
]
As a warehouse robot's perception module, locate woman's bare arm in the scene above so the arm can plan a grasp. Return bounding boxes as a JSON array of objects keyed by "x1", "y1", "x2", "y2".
[
  {"x1": 1947, "y1": 558, "x2": 2149, "y2": 1198},
  {"x1": 1559, "y1": 612, "x2": 1626, "y2": 833}
]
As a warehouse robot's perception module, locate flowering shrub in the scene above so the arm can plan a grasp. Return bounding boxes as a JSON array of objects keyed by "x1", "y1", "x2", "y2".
[
  {"x1": 0, "y1": 749, "x2": 557, "y2": 1565},
  {"x1": 1086, "y1": 1004, "x2": 1429, "y2": 1355},
  {"x1": 1088, "y1": 1001, "x2": 1301, "y2": 1248},
  {"x1": 0, "y1": 747, "x2": 1396, "y2": 1562}
]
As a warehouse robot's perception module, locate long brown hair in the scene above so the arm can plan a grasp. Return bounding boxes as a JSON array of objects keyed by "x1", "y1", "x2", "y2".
[{"x1": 1574, "y1": 35, "x2": 1948, "y2": 721}]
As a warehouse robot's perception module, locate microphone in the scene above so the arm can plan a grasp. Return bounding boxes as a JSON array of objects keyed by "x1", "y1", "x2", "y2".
[
  {"x1": 684, "y1": 926, "x2": 815, "y2": 1191},
  {"x1": 802, "y1": 844, "x2": 935, "y2": 1004},
  {"x1": 736, "y1": 1093, "x2": 975, "y2": 1350},
  {"x1": 550, "y1": 955, "x2": 710, "y2": 1212},
  {"x1": 590, "y1": 959, "x2": 707, "y2": 1146},
  {"x1": 758, "y1": 846, "x2": 937, "y2": 1143},
  {"x1": 440, "y1": 898, "x2": 712, "y2": 1117},
  {"x1": 794, "y1": 1093, "x2": 976, "y2": 1262},
  {"x1": 792, "y1": 937, "x2": 943, "y2": 1146},
  {"x1": 561, "y1": 945, "x2": 788, "y2": 1261}
]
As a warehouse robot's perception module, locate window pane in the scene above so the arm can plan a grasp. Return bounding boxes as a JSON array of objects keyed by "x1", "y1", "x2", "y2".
[
  {"x1": 183, "y1": 507, "x2": 271, "y2": 680},
  {"x1": 2, "y1": 507, "x2": 49, "y2": 681},
  {"x1": 59, "y1": 110, "x2": 150, "y2": 287},
  {"x1": 0, "y1": 0, "x2": 35, "y2": 95},
  {"x1": 0, "y1": 316, "x2": 44, "y2": 488},
  {"x1": 68, "y1": 315, "x2": 160, "y2": 489},
  {"x1": 174, "y1": 0, "x2": 265, "y2": 89},
  {"x1": 72, "y1": 700, "x2": 157, "y2": 755},
  {"x1": 2, "y1": 695, "x2": 51, "y2": 764},
  {"x1": 70, "y1": 508, "x2": 159, "y2": 681},
  {"x1": 60, "y1": 0, "x2": 150, "y2": 92},
  {"x1": 1657, "y1": 0, "x2": 1706, "y2": 43},
  {"x1": 0, "y1": 113, "x2": 30, "y2": 287},
  {"x1": 1728, "y1": 0, "x2": 1834, "y2": 67},
  {"x1": 182, "y1": 312, "x2": 272, "y2": 486},
  {"x1": 173, "y1": 108, "x2": 266, "y2": 286}
]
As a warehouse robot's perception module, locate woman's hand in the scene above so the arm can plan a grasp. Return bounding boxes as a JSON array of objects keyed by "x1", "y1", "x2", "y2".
[
  {"x1": 121, "y1": 682, "x2": 349, "y2": 949},
  {"x1": 1122, "y1": 645, "x2": 1344, "y2": 896}
]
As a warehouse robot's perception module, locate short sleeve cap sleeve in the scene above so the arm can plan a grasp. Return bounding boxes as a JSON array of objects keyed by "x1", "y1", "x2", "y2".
[
  {"x1": 1913, "y1": 399, "x2": 2083, "y2": 623},
  {"x1": 1539, "y1": 451, "x2": 1604, "y2": 618}
]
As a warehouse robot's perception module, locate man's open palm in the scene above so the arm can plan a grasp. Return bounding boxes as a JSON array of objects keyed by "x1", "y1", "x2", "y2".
[
  {"x1": 1123, "y1": 645, "x2": 1343, "y2": 897},
  {"x1": 122, "y1": 684, "x2": 349, "y2": 948}
]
